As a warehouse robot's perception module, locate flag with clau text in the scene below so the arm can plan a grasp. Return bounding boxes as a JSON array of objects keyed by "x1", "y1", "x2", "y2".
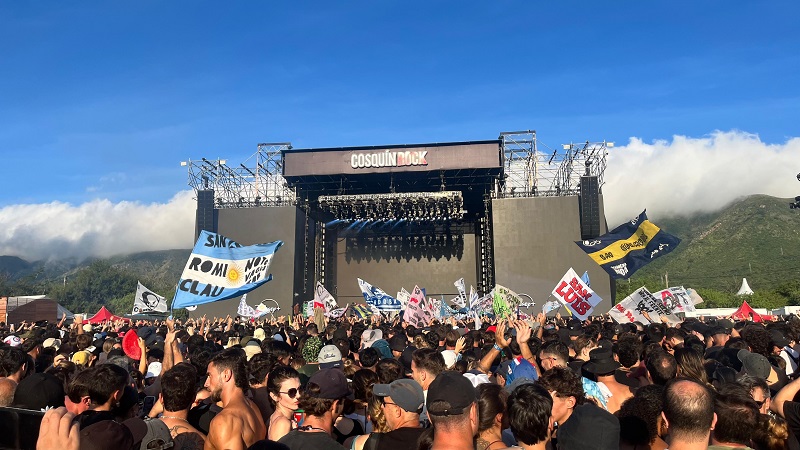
[
  {"x1": 551, "y1": 268, "x2": 603, "y2": 321},
  {"x1": 575, "y1": 210, "x2": 681, "y2": 279},
  {"x1": 172, "y1": 231, "x2": 283, "y2": 309}
]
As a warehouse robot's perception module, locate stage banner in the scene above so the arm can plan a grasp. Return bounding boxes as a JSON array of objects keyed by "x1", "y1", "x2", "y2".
[
  {"x1": 404, "y1": 298, "x2": 431, "y2": 328},
  {"x1": 358, "y1": 278, "x2": 401, "y2": 312},
  {"x1": 581, "y1": 271, "x2": 591, "y2": 288},
  {"x1": 470, "y1": 293, "x2": 494, "y2": 316},
  {"x1": 468, "y1": 286, "x2": 478, "y2": 308},
  {"x1": 255, "y1": 301, "x2": 280, "y2": 317},
  {"x1": 313, "y1": 282, "x2": 338, "y2": 312},
  {"x1": 409, "y1": 285, "x2": 425, "y2": 305},
  {"x1": 173, "y1": 231, "x2": 283, "y2": 309},
  {"x1": 610, "y1": 286, "x2": 679, "y2": 324},
  {"x1": 453, "y1": 278, "x2": 467, "y2": 308},
  {"x1": 493, "y1": 284, "x2": 522, "y2": 319},
  {"x1": 551, "y1": 268, "x2": 603, "y2": 321},
  {"x1": 686, "y1": 288, "x2": 704, "y2": 305},
  {"x1": 608, "y1": 288, "x2": 650, "y2": 325},
  {"x1": 654, "y1": 286, "x2": 696, "y2": 313},
  {"x1": 237, "y1": 294, "x2": 258, "y2": 318},
  {"x1": 575, "y1": 210, "x2": 681, "y2": 279},
  {"x1": 326, "y1": 307, "x2": 347, "y2": 319},
  {"x1": 542, "y1": 300, "x2": 561, "y2": 315},
  {"x1": 397, "y1": 288, "x2": 411, "y2": 309},
  {"x1": 132, "y1": 281, "x2": 168, "y2": 315}
]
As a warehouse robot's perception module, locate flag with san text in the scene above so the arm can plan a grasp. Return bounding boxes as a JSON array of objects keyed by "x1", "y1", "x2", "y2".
[
  {"x1": 575, "y1": 210, "x2": 681, "y2": 279},
  {"x1": 172, "y1": 231, "x2": 283, "y2": 309}
]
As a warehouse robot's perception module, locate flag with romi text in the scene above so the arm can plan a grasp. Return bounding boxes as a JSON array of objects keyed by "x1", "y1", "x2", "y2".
[
  {"x1": 575, "y1": 210, "x2": 681, "y2": 279},
  {"x1": 172, "y1": 231, "x2": 283, "y2": 309}
]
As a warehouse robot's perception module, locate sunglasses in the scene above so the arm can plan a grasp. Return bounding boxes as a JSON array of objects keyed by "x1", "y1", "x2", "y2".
[{"x1": 280, "y1": 388, "x2": 302, "y2": 398}]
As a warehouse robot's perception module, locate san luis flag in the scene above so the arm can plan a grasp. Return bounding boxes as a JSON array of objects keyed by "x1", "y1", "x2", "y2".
[
  {"x1": 172, "y1": 231, "x2": 283, "y2": 309},
  {"x1": 575, "y1": 210, "x2": 680, "y2": 279}
]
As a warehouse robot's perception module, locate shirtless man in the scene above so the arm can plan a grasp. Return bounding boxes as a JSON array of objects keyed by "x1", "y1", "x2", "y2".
[
  {"x1": 204, "y1": 348, "x2": 266, "y2": 450},
  {"x1": 582, "y1": 347, "x2": 634, "y2": 414}
]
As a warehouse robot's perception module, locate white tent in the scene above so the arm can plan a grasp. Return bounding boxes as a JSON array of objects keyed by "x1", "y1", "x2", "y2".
[{"x1": 736, "y1": 278, "x2": 754, "y2": 296}]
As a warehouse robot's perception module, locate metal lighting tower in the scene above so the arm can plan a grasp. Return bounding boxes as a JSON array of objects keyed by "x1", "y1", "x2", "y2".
[
  {"x1": 181, "y1": 142, "x2": 295, "y2": 208},
  {"x1": 500, "y1": 131, "x2": 612, "y2": 198}
]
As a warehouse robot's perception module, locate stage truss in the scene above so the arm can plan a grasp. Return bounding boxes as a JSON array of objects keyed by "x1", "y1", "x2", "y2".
[
  {"x1": 181, "y1": 143, "x2": 296, "y2": 208},
  {"x1": 500, "y1": 130, "x2": 612, "y2": 198},
  {"x1": 182, "y1": 132, "x2": 611, "y2": 207}
]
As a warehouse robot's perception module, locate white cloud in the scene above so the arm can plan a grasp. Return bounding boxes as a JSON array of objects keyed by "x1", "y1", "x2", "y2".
[
  {"x1": 2, "y1": 130, "x2": 799, "y2": 261},
  {"x1": 0, "y1": 190, "x2": 196, "y2": 261},
  {"x1": 603, "y1": 130, "x2": 800, "y2": 225}
]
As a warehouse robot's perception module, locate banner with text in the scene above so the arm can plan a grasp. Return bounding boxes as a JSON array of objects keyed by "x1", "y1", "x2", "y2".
[
  {"x1": 493, "y1": 284, "x2": 522, "y2": 319},
  {"x1": 313, "y1": 282, "x2": 339, "y2": 312},
  {"x1": 173, "y1": 231, "x2": 283, "y2": 309},
  {"x1": 551, "y1": 268, "x2": 603, "y2": 321},
  {"x1": 358, "y1": 278, "x2": 401, "y2": 312}
]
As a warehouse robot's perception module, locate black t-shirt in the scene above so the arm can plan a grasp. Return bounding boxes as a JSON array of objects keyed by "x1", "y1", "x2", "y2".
[
  {"x1": 278, "y1": 430, "x2": 345, "y2": 450},
  {"x1": 363, "y1": 427, "x2": 425, "y2": 450},
  {"x1": 779, "y1": 401, "x2": 800, "y2": 450}
]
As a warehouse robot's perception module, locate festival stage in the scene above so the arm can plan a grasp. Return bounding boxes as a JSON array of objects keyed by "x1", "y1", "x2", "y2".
[{"x1": 183, "y1": 133, "x2": 614, "y2": 318}]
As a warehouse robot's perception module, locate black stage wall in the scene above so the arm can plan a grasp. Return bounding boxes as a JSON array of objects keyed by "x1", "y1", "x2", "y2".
[
  {"x1": 195, "y1": 206, "x2": 306, "y2": 318},
  {"x1": 333, "y1": 233, "x2": 478, "y2": 304},
  {"x1": 491, "y1": 196, "x2": 612, "y2": 314}
]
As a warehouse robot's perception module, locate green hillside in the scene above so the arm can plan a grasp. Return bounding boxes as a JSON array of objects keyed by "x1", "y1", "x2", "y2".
[{"x1": 617, "y1": 194, "x2": 800, "y2": 308}]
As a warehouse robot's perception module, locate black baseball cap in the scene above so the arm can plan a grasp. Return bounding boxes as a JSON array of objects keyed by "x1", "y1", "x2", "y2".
[
  {"x1": 426, "y1": 371, "x2": 477, "y2": 416},
  {"x1": 308, "y1": 368, "x2": 354, "y2": 400}
]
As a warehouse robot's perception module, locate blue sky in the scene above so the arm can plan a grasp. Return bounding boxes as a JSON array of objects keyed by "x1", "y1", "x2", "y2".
[{"x1": 1, "y1": 2, "x2": 800, "y2": 259}]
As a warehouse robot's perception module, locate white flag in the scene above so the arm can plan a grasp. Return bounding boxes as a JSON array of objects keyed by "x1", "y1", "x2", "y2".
[
  {"x1": 237, "y1": 294, "x2": 258, "y2": 318},
  {"x1": 551, "y1": 268, "x2": 603, "y2": 321},
  {"x1": 132, "y1": 281, "x2": 168, "y2": 315},
  {"x1": 313, "y1": 282, "x2": 338, "y2": 312}
]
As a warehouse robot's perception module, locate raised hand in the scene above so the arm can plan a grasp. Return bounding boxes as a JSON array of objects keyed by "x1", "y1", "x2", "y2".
[
  {"x1": 515, "y1": 320, "x2": 532, "y2": 344},
  {"x1": 494, "y1": 321, "x2": 511, "y2": 348}
]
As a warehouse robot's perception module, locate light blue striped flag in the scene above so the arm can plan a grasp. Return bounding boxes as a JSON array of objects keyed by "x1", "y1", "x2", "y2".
[{"x1": 172, "y1": 231, "x2": 283, "y2": 309}]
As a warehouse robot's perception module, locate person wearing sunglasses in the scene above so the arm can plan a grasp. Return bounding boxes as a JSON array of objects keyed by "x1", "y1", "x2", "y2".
[{"x1": 268, "y1": 365, "x2": 302, "y2": 441}]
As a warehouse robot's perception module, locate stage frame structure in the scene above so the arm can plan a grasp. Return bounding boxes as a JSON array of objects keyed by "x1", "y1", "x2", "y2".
[{"x1": 181, "y1": 132, "x2": 612, "y2": 298}]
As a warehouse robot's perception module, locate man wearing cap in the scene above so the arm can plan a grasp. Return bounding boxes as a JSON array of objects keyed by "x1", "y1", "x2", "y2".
[
  {"x1": 365, "y1": 379, "x2": 425, "y2": 449},
  {"x1": 426, "y1": 371, "x2": 479, "y2": 450},
  {"x1": 318, "y1": 344, "x2": 343, "y2": 370},
  {"x1": 278, "y1": 368, "x2": 351, "y2": 449},
  {"x1": 205, "y1": 348, "x2": 266, "y2": 450}
]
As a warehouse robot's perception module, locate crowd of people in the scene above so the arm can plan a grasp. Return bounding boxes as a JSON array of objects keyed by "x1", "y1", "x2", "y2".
[{"x1": 3, "y1": 308, "x2": 800, "y2": 450}]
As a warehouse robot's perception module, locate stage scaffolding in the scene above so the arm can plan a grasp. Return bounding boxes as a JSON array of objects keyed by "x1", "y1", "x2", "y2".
[
  {"x1": 499, "y1": 130, "x2": 612, "y2": 198},
  {"x1": 181, "y1": 143, "x2": 296, "y2": 208},
  {"x1": 182, "y1": 132, "x2": 611, "y2": 206}
]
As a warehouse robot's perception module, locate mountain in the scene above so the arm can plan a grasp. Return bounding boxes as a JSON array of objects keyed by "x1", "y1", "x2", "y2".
[
  {"x1": 0, "y1": 249, "x2": 190, "y2": 289},
  {"x1": 628, "y1": 194, "x2": 800, "y2": 293}
]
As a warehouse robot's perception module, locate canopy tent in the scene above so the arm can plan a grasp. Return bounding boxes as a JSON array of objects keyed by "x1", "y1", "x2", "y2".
[
  {"x1": 736, "y1": 278, "x2": 755, "y2": 296},
  {"x1": 86, "y1": 306, "x2": 130, "y2": 324},
  {"x1": 731, "y1": 300, "x2": 764, "y2": 322}
]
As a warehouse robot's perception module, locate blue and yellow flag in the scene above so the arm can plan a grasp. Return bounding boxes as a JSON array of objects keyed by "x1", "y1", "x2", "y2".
[
  {"x1": 350, "y1": 303, "x2": 373, "y2": 319},
  {"x1": 575, "y1": 210, "x2": 680, "y2": 279},
  {"x1": 172, "y1": 231, "x2": 283, "y2": 309}
]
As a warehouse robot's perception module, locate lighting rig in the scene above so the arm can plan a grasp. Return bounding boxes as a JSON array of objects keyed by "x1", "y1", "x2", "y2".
[
  {"x1": 791, "y1": 173, "x2": 800, "y2": 210},
  {"x1": 318, "y1": 191, "x2": 465, "y2": 222}
]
